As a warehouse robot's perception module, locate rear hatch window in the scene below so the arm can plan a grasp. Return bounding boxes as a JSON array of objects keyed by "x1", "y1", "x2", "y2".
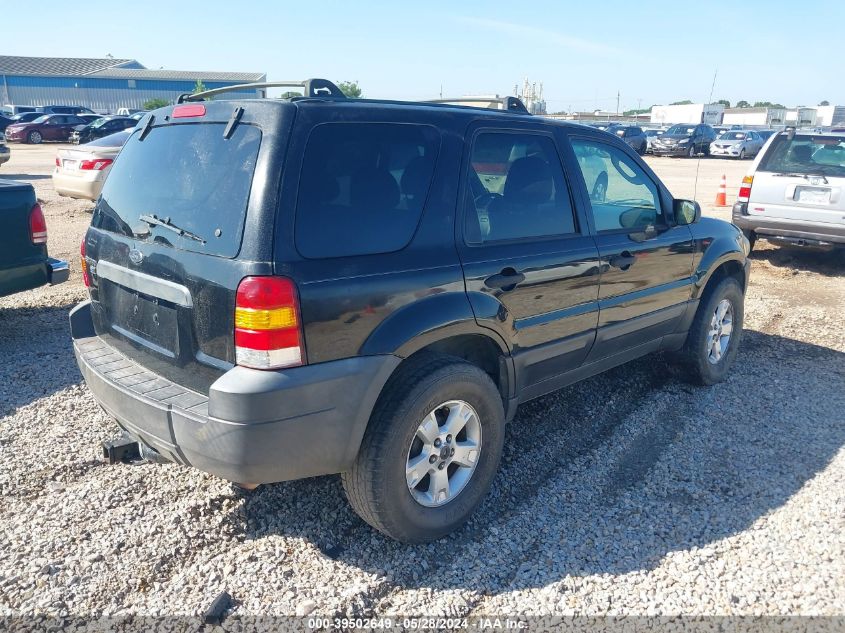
[
  {"x1": 758, "y1": 135, "x2": 845, "y2": 177},
  {"x1": 92, "y1": 122, "x2": 261, "y2": 257}
]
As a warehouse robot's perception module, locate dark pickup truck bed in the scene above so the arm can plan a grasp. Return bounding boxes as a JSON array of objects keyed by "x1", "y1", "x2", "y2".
[{"x1": 0, "y1": 179, "x2": 68, "y2": 297}]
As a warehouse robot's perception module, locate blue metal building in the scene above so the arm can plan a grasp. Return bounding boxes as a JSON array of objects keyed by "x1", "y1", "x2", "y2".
[{"x1": 0, "y1": 56, "x2": 266, "y2": 113}]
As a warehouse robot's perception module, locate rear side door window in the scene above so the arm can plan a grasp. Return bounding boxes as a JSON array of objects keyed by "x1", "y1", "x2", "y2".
[
  {"x1": 465, "y1": 132, "x2": 577, "y2": 243},
  {"x1": 295, "y1": 123, "x2": 440, "y2": 258},
  {"x1": 570, "y1": 138, "x2": 662, "y2": 232}
]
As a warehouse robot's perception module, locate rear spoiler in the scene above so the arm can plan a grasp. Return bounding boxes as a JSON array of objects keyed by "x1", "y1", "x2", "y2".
[{"x1": 178, "y1": 78, "x2": 346, "y2": 103}]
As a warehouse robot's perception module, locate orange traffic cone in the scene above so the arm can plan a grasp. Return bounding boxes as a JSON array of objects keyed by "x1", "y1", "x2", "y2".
[{"x1": 715, "y1": 174, "x2": 728, "y2": 207}]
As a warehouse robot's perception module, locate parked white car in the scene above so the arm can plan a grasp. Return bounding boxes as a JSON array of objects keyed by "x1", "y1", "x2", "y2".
[
  {"x1": 710, "y1": 130, "x2": 765, "y2": 159},
  {"x1": 52, "y1": 129, "x2": 130, "y2": 201}
]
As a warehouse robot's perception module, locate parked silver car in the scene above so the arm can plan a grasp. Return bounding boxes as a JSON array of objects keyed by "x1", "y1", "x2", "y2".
[
  {"x1": 732, "y1": 130, "x2": 845, "y2": 251},
  {"x1": 644, "y1": 128, "x2": 666, "y2": 154},
  {"x1": 710, "y1": 130, "x2": 765, "y2": 159}
]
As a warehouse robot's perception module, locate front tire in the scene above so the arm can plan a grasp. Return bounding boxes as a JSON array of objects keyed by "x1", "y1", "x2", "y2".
[
  {"x1": 342, "y1": 355, "x2": 505, "y2": 543},
  {"x1": 674, "y1": 277, "x2": 744, "y2": 385},
  {"x1": 27, "y1": 131, "x2": 42, "y2": 144},
  {"x1": 739, "y1": 148, "x2": 746, "y2": 160},
  {"x1": 688, "y1": 144, "x2": 696, "y2": 158}
]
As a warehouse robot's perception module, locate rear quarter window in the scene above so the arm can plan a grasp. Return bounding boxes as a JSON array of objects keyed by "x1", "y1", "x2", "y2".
[{"x1": 294, "y1": 122, "x2": 440, "y2": 258}]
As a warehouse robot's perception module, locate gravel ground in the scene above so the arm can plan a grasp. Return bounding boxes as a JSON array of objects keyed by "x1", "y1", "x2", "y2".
[{"x1": 1, "y1": 145, "x2": 843, "y2": 626}]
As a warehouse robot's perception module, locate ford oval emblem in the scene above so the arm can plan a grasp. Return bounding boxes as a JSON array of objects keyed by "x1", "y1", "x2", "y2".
[{"x1": 128, "y1": 249, "x2": 144, "y2": 265}]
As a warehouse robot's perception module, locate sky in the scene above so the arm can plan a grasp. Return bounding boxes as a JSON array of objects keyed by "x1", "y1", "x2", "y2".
[{"x1": 6, "y1": 0, "x2": 844, "y2": 111}]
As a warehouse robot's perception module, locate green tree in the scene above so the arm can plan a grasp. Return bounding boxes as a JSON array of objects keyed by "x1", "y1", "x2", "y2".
[
  {"x1": 670, "y1": 99, "x2": 693, "y2": 105},
  {"x1": 142, "y1": 98, "x2": 170, "y2": 110},
  {"x1": 736, "y1": 100, "x2": 751, "y2": 108},
  {"x1": 337, "y1": 80, "x2": 362, "y2": 99},
  {"x1": 819, "y1": 100, "x2": 830, "y2": 106},
  {"x1": 753, "y1": 101, "x2": 785, "y2": 109},
  {"x1": 716, "y1": 99, "x2": 731, "y2": 108},
  {"x1": 192, "y1": 79, "x2": 208, "y2": 95},
  {"x1": 280, "y1": 91, "x2": 301, "y2": 99}
]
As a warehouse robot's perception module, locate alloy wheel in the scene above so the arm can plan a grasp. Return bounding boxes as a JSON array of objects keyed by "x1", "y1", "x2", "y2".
[
  {"x1": 405, "y1": 400, "x2": 482, "y2": 507},
  {"x1": 707, "y1": 299, "x2": 734, "y2": 364}
]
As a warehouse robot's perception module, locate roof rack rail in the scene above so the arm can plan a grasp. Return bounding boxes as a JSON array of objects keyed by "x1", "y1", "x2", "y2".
[
  {"x1": 424, "y1": 96, "x2": 530, "y2": 114},
  {"x1": 177, "y1": 78, "x2": 346, "y2": 103}
]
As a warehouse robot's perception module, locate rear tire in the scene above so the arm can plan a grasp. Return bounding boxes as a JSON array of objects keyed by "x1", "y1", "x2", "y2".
[
  {"x1": 342, "y1": 354, "x2": 505, "y2": 543},
  {"x1": 674, "y1": 277, "x2": 744, "y2": 386}
]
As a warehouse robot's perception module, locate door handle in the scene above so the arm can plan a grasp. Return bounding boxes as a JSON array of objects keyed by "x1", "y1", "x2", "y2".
[
  {"x1": 485, "y1": 269, "x2": 525, "y2": 291},
  {"x1": 609, "y1": 252, "x2": 637, "y2": 270}
]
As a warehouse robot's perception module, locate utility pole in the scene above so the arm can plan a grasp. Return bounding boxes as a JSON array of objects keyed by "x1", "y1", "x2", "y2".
[
  {"x1": 439, "y1": 84, "x2": 443, "y2": 99},
  {"x1": 616, "y1": 91, "x2": 620, "y2": 116}
]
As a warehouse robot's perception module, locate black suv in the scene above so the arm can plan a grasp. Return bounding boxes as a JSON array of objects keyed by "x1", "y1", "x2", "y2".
[
  {"x1": 607, "y1": 125, "x2": 648, "y2": 155},
  {"x1": 70, "y1": 79, "x2": 750, "y2": 543}
]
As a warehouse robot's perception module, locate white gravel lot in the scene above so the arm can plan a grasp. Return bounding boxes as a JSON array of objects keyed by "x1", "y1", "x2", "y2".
[{"x1": 0, "y1": 144, "x2": 843, "y2": 627}]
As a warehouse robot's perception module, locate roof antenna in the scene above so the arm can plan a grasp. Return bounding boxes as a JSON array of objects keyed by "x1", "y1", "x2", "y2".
[{"x1": 694, "y1": 67, "x2": 718, "y2": 202}]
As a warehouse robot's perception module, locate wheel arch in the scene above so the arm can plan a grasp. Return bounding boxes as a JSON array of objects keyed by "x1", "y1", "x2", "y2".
[
  {"x1": 360, "y1": 292, "x2": 515, "y2": 415},
  {"x1": 695, "y1": 254, "x2": 748, "y2": 300}
]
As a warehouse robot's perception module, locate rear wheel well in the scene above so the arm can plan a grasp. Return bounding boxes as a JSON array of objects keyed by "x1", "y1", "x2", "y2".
[{"x1": 395, "y1": 335, "x2": 509, "y2": 406}]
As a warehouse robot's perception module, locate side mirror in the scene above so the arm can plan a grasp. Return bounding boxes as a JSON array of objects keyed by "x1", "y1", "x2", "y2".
[{"x1": 674, "y1": 199, "x2": 701, "y2": 225}]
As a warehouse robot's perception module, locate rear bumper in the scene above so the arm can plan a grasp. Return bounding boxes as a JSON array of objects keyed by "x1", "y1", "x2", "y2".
[
  {"x1": 52, "y1": 170, "x2": 105, "y2": 200},
  {"x1": 732, "y1": 202, "x2": 845, "y2": 248},
  {"x1": 48, "y1": 258, "x2": 69, "y2": 284},
  {"x1": 70, "y1": 301, "x2": 400, "y2": 484},
  {"x1": 0, "y1": 146, "x2": 10, "y2": 164},
  {"x1": 0, "y1": 257, "x2": 67, "y2": 297}
]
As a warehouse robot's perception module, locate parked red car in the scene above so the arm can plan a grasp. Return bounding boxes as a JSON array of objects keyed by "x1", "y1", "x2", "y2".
[{"x1": 4, "y1": 114, "x2": 89, "y2": 144}]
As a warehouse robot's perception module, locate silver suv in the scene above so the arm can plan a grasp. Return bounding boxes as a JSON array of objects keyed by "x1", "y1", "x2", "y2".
[{"x1": 732, "y1": 130, "x2": 845, "y2": 251}]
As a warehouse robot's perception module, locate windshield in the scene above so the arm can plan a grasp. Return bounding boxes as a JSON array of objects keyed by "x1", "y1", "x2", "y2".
[
  {"x1": 89, "y1": 118, "x2": 109, "y2": 128},
  {"x1": 758, "y1": 135, "x2": 845, "y2": 177},
  {"x1": 93, "y1": 123, "x2": 262, "y2": 257},
  {"x1": 666, "y1": 125, "x2": 695, "y2": 135},
  {"x1": 719, "y1": 132, "x2": 748, "y2": 140}
]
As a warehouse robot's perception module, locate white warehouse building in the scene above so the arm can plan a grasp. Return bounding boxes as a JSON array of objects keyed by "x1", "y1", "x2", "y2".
[{"x1": 650, "y1": 103, "x2": 724, "y2": 125}]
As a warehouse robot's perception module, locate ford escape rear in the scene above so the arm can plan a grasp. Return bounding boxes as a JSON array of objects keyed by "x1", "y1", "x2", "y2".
[{"x1": 71, "y1": 80, "x2": 750, "y2": 543}]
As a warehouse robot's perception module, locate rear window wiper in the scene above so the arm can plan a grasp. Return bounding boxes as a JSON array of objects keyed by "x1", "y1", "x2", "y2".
[
  {"x1": 771, "y1": 172, "x2": 828, "y2": 182},
  {"x1": 139, "y1": 214, "x2": 206, "y2": 244}
]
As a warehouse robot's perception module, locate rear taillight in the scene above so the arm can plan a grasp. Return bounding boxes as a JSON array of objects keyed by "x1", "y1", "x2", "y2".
[
  {"x1": 29, "y1": 204, "x2": 47, "y2": 245},
  {"x1": 234, "y1": 276, "x2": 304, "y2": 370},
  {"x1": 738, "y1": 175, "x2": 753, "y2": 202},
  {"x1": 79, "y1": 158, "x2": 113, "y2": 171},
  {"x1": 80, "y1": 238, "x2": 90, "y2": 287},
  {"x1": 55, "y1": 157, "x2": 60, "y2": 167}
]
